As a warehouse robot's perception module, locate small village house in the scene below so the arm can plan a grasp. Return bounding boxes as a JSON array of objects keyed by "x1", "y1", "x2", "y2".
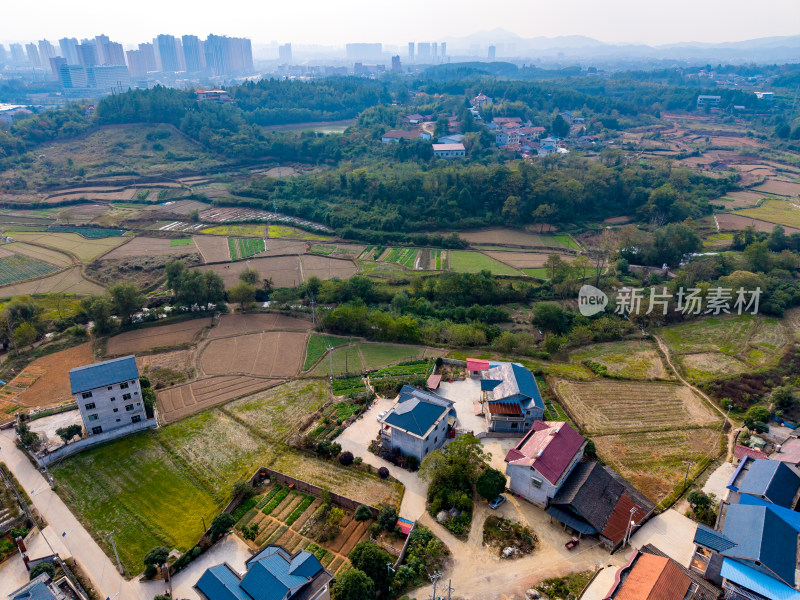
[
  {"x1": 379, "y1": 385, "x2": 455, "y2": 462},
  {"x1": 480, "y1": 362, "x2": 545, "y2": 433}
]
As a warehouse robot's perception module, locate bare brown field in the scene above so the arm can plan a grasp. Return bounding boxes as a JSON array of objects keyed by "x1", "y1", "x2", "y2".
[
  {"x1": 45, "y1": 190, "x2": 138, "y2": 203},
  {"x1": 0, "y1": 267, "x2": 104, "y2": 297},
  {"x1": 602, "y1": 216, "x2": 632, "y2": 225},
  {"x1": 104, "y1": 236, "x2": 199, "y2": 258},
  {"x1": 257, "y1": 239, "x2": 307, "y2": 257},
  {"x1": 208, "y1": 313, "x2": 311, "y2": 339},
  {"x1": 150, "y1": 200, "x2": 212, "y2": 215},
  {"x1": 752, "y1": 179, "x2": 800, "y2": 197},
  {"x1": 718, "y1": 191, "x2": 766, "y2": 208},
  {"x1": 57, "y1": 203, "x2": 110, "y2": 223},
  {"x1": 157, "y1": 375, "x2": 280, "y2": 423},
  {"x1": 4, "y1": 242, "x2": 74, "y2": 267},
  {"x1": 106, "y1": 318, "x2": 211, "y2": 356},
  {"x1": 192, "y1": 235, "x2": 231, "y2": 263},
  {"x1": 483, "y1": 250, "x2": 573, "y2": 269},
  {"x1": 199, "y1": 331, "x2": 307, "y2": 377},
  {"x1": 679, "y1": 352, "x2": 749, "y2": 380},
  {"x1": 553, "y1": 379, "x2": 720, "y2": 436},
  {"x1": 594, "y1": 428, "x2": 723, "y2": 502},
  {"x1": 456, "y1": 227, "x2": 556, "y2": 245},
  {"x1": 195, "y1": 256, "x2": 301, "y2": 288},
  {"x1": 301, "y1": 255, "x2": 357, "y2": 281},
  {"x1": 15, "y1": 343, "x2": 95, "y2": 408},
  {"x1": 715, "y1": 212, "x2": 800, "y2": 233},
  {"x1": 6, "y1": 232, "x2": 127, "y2": 261},
  {"x1": 136, "y1": 349, "x2": 193, "y2": 372}
]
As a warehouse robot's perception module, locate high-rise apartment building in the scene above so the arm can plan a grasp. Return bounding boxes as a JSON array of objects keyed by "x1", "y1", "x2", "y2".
[
  {"x1": 182, "y1": 35, "x2": 203, "y2": 72},
  {"x1": 103, "y1": 42, "x2": 125, "y2": 66},
  {"x1": 346, "y1": 43, "x2": 382, "y2": 61},
  {"x1": 25, "y1": 43, "x2": 41, "y2": 67},
  {"x1": 125, "y1": 50, "x2": 147, "y2": 78},
  {"x1": 49, "y1": 56, "x2": 67, "y2": 79},
  {"x1": 156, "y1": 34, "x2": 180, "y2": 71},
  {"x1": 408, "y1": 42, "x2": 414, "y2": 61},
  {"x1": 89, "y1": 65, "x2": 131, "y2": 91},
  {"x1": 78, "y1": 43, "x2": 99, "y2": 67},
  {"x1": 278, "y1": 43, "x2": 292, "y2": 64},
  {"x1": 38, "y1": 40, "x2": 58, "y2": 63},
  {"x1": 9, "y1": 44, "x2": 26, "y2": 65},
  {"x1": 441, "y1": 42, "x2": 446, "y2": 58},
  {"x1": 488, "y1": 45, "x2": 496, "y2": 60},
  {"x1": 416, "y1": 42, "x2": 430, "y2": 62},
  {"x1": 94, "y1": 34, "x2": 110, "y2": 64},
  {"x1": 391, "y1": 55, "x2": 401, "y2": 71},
  {"x1": 432, "y1": 42, "x2": 438, "y2": 63},
  {"x1": 204, "y1": 34, "x2": 253, "y2": 76},
  {"x1": 57, "y1": 63, "x2": 89, "y2": 88},
  {"x1": 138, "y1": 43, "x2": 157, "y2": 72},
  {"x1": 0, "y1": 45, "x2": 7, "y2": 65},
  {"x1": 59, "y1": 37, "x2": 79, "y2": 64}
]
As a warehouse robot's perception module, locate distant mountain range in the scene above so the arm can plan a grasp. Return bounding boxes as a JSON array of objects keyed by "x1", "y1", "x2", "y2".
[{"x1": 440, "y1": 28, "x2": 800, "y2": 64}]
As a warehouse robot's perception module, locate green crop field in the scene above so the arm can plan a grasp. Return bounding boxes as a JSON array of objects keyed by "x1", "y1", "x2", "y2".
[
  {"x1": 229, "y1": 237, "x2": 266, "y2": 260},
  {"x1": 45, "y1": 225, "x2": 126, "y2": 238},
  {"x1": 310, "y1": 345, "x2": 364, "y2": 376},
  {"x1": 202, "y1": 224, "x2": 266, "y2": 237},
  {"x1": 0, "y1": 253, "x2": 61, "y2": 285},
  {"x1": 268, "y1": 225, "x2": 331, "y2": 240},
  {"x1": 738, "y1": 199, "x2": 800, "y2": 229},
  {"x1": 52, "y1": 382, "x2": 400, "y2": 575},
  {"x1": 304, "y1": 334, "x2": 357, "y2": 370},
  {"x1": 169, "y1": 238, "x2": 193, "y2": 246},
  {"x1": 360, "y1": 343, "x2": 427, "y2": 370},
  {"x1": 551, "y1": 235, "x2": 580, "y2": 250},
  {"x1": 449, "y1": 251, "x2": 523, "y2": 276},
  {"x1": 522, "y1": 267, "x2": 549, "y2": 279},
  {"x1": 383, "y1": 247, "x2": 419, "y2": 269}
]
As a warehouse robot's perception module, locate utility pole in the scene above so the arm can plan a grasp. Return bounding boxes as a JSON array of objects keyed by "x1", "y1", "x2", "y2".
[
  {"x1": 311, "y1": 298, "x2": 315, "y2": 328},
  {"x1": 107, "y1": 532, "x2": 124, "y2": 575},
  {"x1": 683, "y1": 461, "x2": 692, "y2": 491},
  {"x1": 328, "y1": 346, "x2": 334, "y2": 379},
  {"x1": 429, "y1": 571, "x2": 441, "y2": 600}
]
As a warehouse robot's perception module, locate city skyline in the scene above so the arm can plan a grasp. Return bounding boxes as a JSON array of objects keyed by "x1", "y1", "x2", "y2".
[{"x1": 2, "y1": 0, "x2": 800, "y2": 48}]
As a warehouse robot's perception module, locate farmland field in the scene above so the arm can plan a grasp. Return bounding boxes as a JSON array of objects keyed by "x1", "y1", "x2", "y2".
[
  {"x1": 45, "y1": 225, "x2": 126, "y2": 238},
  {"x1": 202, "y1": 224, "x2": 266, "y2": 237},
  {"x1": 483, "y1": 250, "x2": 574, "y2": 270},
  {"x1": 552, "y1": 379, "x2": 719, "y2": 435},
  {"x1": 13, "y1": 342, "x2": 95, "y2": 407},
  {"x1": 716, "y1": 191, "x2": 765, "y2": 208},
  {"x1": 303, "y1": 334, "x2": 358, "y2": 370},
  {"x1": 449, "y1": 251, "x2": 523, "y2": 276},
  {"x1": 715, "y1": 212, "x2": 800, "y2": 233},
  {"x1": 737, "y1": 199, "x2": 800, "y2": 229},
  {"x1": 106, "y1": 318, "x2": 211, "y2": 356},
  {"x1": 53, "y1": 385, "x2": 400, "y2": 574},
  {"x1": 5, "y1": 231, "x2": 127, "y2": 261},
  {"x1": 360, "y1": 343, "x2": 433, "y2": 370},
  {"x1": 568, "y1": 339, "x2": 670, "y2": 380},
  {"x1": 157, "y1": 376, "x2": 280, "y2": 423},
  {"x1": 301, "y1": 255, "x2": 357, "y2": 281},
  {"x1": 309, "y1": 345, "x2": 364, "y2": 377},
  {"x1": 455, "y1": 228, "x2": 564, "y2": 247},
  {"x1": 192, "y1": 235, "x2": 231, "y2": 263},
  {"x1": 229, "y1": 237, "x2": 266, "y2": 260},
  {"x1": 0, "y1": 252, "x2": 61, "y2": 285},
  {"x1": 268, "y1": 225, "x2": 331, "y2": 240},
  {"x1": 209, "y1": 312, "x2": 311, "y2": 339},
  {"x1": 198, "y1": 331, "x2": 307, "y2": 377},
  {"x1": 383, "y1": 247, "x2": 420, "y2": 269},
  {"x1": 103, "y1": 236, "x2": 199, "y2": 258},
  {"x1": 678, "y1": 352, "x2": 749, "y2": 380},
  {"x1": 169, "y1": 238, "x2": 193, "y2": 246},
  {"x1": 0, "y1": 267, "x2": 104, "y2": 297},
  {"x1": 751, "y1": 179, "x2": 800, "y2": 197}
]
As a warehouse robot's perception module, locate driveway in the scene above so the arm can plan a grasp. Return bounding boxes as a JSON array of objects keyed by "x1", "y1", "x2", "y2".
[
  {"x1": 436, "y1": 378, "x2": 488, "y2": 435},
  {"x1": 702, "y1": 461, "x2": 736, "y2": 501},
  {"x1": 629, "y1": 509, "x2": 698, "y2": 565},
  {"x1": 334, "y1": 398, "x2": 428, "y2": 520},
  {"x1": 28, "y1": 410, "x2": 83, "y2": 452}
]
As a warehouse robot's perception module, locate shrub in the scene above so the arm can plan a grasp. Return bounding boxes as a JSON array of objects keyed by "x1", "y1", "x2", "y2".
[
  {"x1": 143, "y1": 564, "x2": 158, "y2": 579},
  {"x1": 354, "y1": 457, "x2": 363, "y2": 466},
  {"x1": 378, "y1": 506, "x2": 398, "y2": 531},
  {"x1": 29, "y1": 562, "x2": 55, "y2": 580},
  {"x1": 404, "y1": 455, "x2": 419, "y2": 471},
  {"x1": 378, "y1": 467, "x2": 389, "y2": 479},
  {"x1": 339, "y1": 451, "x2": 354, "y2": 466},
  {"x1": 354, "y1": 504, "x2": 373, "y2": 522},
  {"x1": 209, "y1": 513, "x2": 235, "y2": 539},
  {"x1": 143, "y1": 546, "x2": 170, "y2": 566}
]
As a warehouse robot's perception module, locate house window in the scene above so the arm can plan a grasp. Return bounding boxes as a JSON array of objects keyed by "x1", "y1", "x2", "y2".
[
  {"x1": 113, "y1": 408, "x2": 118, "y2": 413},
  {"x1": 87, "y1": 414, "x2": 99, "y2": 421},
  {"x1": 81, "y1": 391, "x2": 93, "y2": 399},
  {"x1": 132, "y1": 415, "x2": 142, "y2": 423},
  {"x1": 107, "y1": 386, "x2": 112, "y2": 391},
  {"x1": 116, "y1": 419, "x2": 121, "y2": 423},
  {"x1": 434, "y1": 437, "x2": 437, "y2": 443},
  {"x1": 92, "y1": 426, "x2": 103, "y2": 434},
  {"x1": 511, "y1": 422, "x2": 518, "y2": 428},
  {"x1": 110, "y1": 397, "x2": 116, "y2": 402},
  {"x1": 120, "y1": 382, "x2": 129, "y2": 389},
  {"x1": 125, "y1": 404, "x2": 135, "y2": 412},
  {"x1": 531, "y1": 477, "x2": 543, "y2": 488},
  {"x1": 122, "y1": 393, "x2": 132, "y2": 401},
  {"x1": 134, "y1": 391, "x2": 139, "y2": 396},
  {"x1": 85, "y1": 402, "x2": 96, "y2": 410}
]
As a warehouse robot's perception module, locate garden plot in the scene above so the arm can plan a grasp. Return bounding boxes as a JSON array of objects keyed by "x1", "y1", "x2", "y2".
[
  {"x1": 14, "y1": 342, "x2": 95, "y2": 408},
  {"x1": 103, "y1": 236, "x2": 199, "y2": 258},
  {"x1": 229, "y1": 237, "x2": 266, "y2": 260},
  {"x1": 227, "y1": 380, "x2": 328, "y2": 443},
  {"x1": 209, "y1": 313, "x2": 311, "y2": 339},
  {"x1": 6, "y1": 232, "x2": 127, "y2": 261},
  {"x1": 301, "y1": 255, "x2": 357, "y2": 281},
  {"x1": 199, "y1": 331, "x2": 307, "y2": 377},
  {"x1": 192, "y1": 234, "x2": 231, "y2": 263},
  {"x1": 157, "y1": 376, "x2": 280, "y2": 424},
  {"x1": 483, "y1": 250, "x2": 574, "y2": 270},
  {"x1": 0, "y1": 267, "x2": 104, "y2": 297},
  {"x1": 3, "y1": 242, "x2": 73, "y2": 267},
  {"x1": 105, "y1": 318, "x2": 211, "y2": 356},
  {"x1": 594, "y1": 428, "x2": 723, "y2": 502},
  {"x1": 568, "y1": 339, "x2": 670, "y2": 380},
  {"x1": 0, "y1": 252, "x2": 61, "y2": 285},
  {"x1": 553, "y1": 379, "x2": 720, "y2": 436},
  {"x1": 136, "y1": 349, "x2": 194, "y2": 387}
]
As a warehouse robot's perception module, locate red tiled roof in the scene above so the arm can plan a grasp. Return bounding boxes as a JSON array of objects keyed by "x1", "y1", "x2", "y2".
[
  {"x1": 487, "y1": 402, "x2": 523, "y2": 416},
  {"x1": 466, "y1": 358, "x2": 490, "y2": 371},
  {"x1": 601, "y1": 493, "x2": 643, "y2": 544},
  {"x1": 613, "y1": 553, "x2": 691, "y2": 600},
  {"x1": 734, "y1": 444, "x2": 768, "y2": 461},
  {"x1": 504, "y1": 421, "x2": 585, "y2": 485}
]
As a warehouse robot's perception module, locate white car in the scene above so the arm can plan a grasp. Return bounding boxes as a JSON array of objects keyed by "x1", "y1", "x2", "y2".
[{"x1": 376, "y1": 411, "x2": 387, "y2": 421}]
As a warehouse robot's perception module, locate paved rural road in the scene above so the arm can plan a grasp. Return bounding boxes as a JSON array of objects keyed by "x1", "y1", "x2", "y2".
[{"x1": 0, "y1": 428, "x2": 138, "y2": 600}]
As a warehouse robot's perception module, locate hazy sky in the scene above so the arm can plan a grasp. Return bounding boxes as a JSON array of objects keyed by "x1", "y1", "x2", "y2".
[{"x1": 2, "y1": 0, "x2": 799, "y2": 47}]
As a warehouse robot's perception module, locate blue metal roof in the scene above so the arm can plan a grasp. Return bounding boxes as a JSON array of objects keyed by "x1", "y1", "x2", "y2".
[
  {"x1": 10, "y1": 575, "x2": 58, "y2": 600},
  {"x1": 485, "y1": 363, "x2": 544, "y2": 409},
  {"x1": 721, "y1": 558, "x2": 800, "y2": 600},
  {"x1": 738, "y1": 459, "x2": 800, "y2": 508},
  {"x1": 196, "y1": 564, "x2": 251, "y2": 600},
  {"x1": 69, "y1": 355, "x2": 139, "y2": 394},
  {"x1": 240, "y1": 551, "x2": 311, "y2": 600},
  {"x1": 384, "y1": 387, "x2": 450, "y2": 438},
  {"x1": 694, "y1": 523, "x2": 737, "y2": 552},
  {"x1": 721, "y1": 504, "x2": 798, "y2": 586},
  {"x1": 480, "y1": 379, "x2": 502, "y2": 392},
  {"x1": 740, "y1": 494, "x2": 800, "y2": 533},
  {"x1": 288, "y1": 551, "x2": 323, "y2": 579}
]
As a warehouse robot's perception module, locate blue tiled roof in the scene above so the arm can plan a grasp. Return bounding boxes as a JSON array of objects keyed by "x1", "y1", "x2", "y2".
[
  {"x1": 69, "y1": 355, "x2": 139, "y2": 394},
  {"x1": 694, "y1": 523, "x2": 737, "y2": 552},
  {"x1": 196, "y1": 564, "x2": 251, "y2": 600},
  {"x1": 721, "y1": 558, "x2": 800, "y2": 600},
  {"x1": 288, "y1": 551, "x2": 323, "y2": 578},
  {"x1": 384, "y1": 395, "x2": 449, "y2": 438},
  {"x1": 740, "y1": 494, "x2": 800, "y2": 532},
  {"x1": 241, "y1": 551, "x2": 311, "y2": 600},
  {"x1": 480, "y1": 379, "x2": 502, "y2": 392},
  {"x1": 485, "y1": 363, "x2": 544, "y2": 409},
  {"x1": 10, "y1": 575, "x2": 58, "y2": 600},
  {"x1": 738, "y1": 459, "x2": 800, "y2": 508},
  {"x1": 721, "y1": 503, "x2": 798, "y2": 586}
]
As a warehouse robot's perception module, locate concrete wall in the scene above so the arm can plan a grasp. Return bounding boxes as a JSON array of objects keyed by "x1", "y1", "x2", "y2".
[
  {"x1": 387, "y1": 416, "x2": 449, "y2": 461},
  {"x1": 507, "y1": 464, "x2": 559, "y2": 507},
  {"x1": 36, "y1": 418, "x2": 156, "y2": 466},
  {"x1": 76, "y1": 376, "x2": 146, "y2": 436}
]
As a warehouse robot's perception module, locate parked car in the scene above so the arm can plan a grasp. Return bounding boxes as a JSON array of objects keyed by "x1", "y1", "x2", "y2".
[
  {"x1": 565, "y1": 536, "x2": 580, "y2": 550},
  {"x1": 488, "y1": 495, "x2": 506, "y2": 509},
  {"x1": 376, "y1": 411, "x2": 387, "y2": 421}
]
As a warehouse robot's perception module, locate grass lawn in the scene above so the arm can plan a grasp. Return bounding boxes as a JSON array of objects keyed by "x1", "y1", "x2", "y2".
[
  {"x1": 551, "y1": 234, "x2": 580, "y2": 250},
  {"x1": 304, "y1": 334, "x2": 357, "y2": 370},
  {"x1": 268, "y1": 225, "x2": 331, "y2": 241},
  {"x1": 449, "y1": 251, "x2": 523, "y2": 276},
  {"x1": 169, "y1": 238, "x2": 193, "y2": 246},
  {"x1": 738, "y1": 199, "x2": 800, "y2": 229},
  {"x1": 202, "y1": 224, "x2": 266, "y2": 237},
  {"x1": 359, "y1": 343, "x2": 426, "y2": 370},
  {"x1": 522, "y1": 267, "x2": 549, "y2": 279},
  {"x1": 310, "y1": 345, "x2": 365, "y2": 376}
]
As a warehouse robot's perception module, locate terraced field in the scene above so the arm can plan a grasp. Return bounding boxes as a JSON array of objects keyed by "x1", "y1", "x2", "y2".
[{"x1": 0, "y1": 252, "x2": 61, "y2": 285}]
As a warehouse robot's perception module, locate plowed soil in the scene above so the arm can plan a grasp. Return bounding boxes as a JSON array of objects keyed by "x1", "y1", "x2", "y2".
[
  {"x1": 104, "y1": 237, "x2": 199, "y2": 258},
  {"x1": 15, "y1": 342, "x2": 95, "y2": 407},
  {"x1": 199, "y1": 331, "x2": 307, "y2": 377},
  {"x1": 301, "y1": 255, "x2": 357, "y2": 280},
  {"x1": 106, "y1": 318, "x2": 211, "y2": 356},
  {"x1": 157, "y1": 375, "x2": 280, "y2": 423},
  {"x1": 208, "y1": 313, "x2": 311, "y2": 338},
  {"x1": 192, "y1": 235, "x2": 231, "y2": 263}
]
